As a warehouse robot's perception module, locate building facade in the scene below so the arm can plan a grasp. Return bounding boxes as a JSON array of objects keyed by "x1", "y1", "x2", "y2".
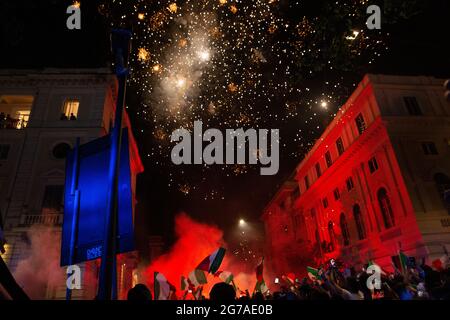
[
  {"x1": 262, "y1": 74, "x2": 450, "y2": 277},
  {"x1": 0, "y1": 69, "x2": 143, "y2": 299}
]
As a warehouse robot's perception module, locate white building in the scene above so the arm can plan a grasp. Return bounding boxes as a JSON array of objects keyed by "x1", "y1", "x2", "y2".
[{"x1": 0, "y1": 69, "x2": 143, "y2": 299}]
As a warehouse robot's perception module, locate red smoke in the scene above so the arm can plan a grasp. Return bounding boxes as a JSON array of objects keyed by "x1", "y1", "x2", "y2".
[
  {"x1": 143, "y1": 213, "x2": 224, "y2": 292},
  {"x1": 143, "y1": 213, "x2": 258, "y2": 298}
]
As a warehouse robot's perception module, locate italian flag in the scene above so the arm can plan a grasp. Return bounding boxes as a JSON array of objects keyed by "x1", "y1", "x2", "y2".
[
  {"x1": 307, "y1": 266, "x2": 320, "y2": 281},
  {"x1": 254, "y1": 280, "x2": 268, "y2": 294},
  {"x1": 391, "y1": 252, "x2": 410, "y2": 274},
  {"x1": 154, "y1": 272, "x2": 172, "y2": 300},
  {"x1": 196, "y1": 247, "x2": 226, "y2": 274},
  {"x1": 255, "y1": 258, "x2": 264, "y2": 282},
  {"x1": 214, "y1": 271, "x2": 234, "y2": 284},
  {"x1": 188, "y1": 269, "x2": 207, "y2": 287}
]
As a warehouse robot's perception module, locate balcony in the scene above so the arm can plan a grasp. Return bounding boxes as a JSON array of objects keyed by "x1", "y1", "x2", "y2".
[
  {"x1": 0, "y1": 95, "x2": 33, "y2": 130},
  {"x1": 19, "y1": 214, "x2": 63, "y2": 227}
]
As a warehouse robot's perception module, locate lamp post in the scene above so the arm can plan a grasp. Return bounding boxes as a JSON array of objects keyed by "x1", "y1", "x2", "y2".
[{"x1": 97, "y1": 29, "x2": 132, "y2": 300}]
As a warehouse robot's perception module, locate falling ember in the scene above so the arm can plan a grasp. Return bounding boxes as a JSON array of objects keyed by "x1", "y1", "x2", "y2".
[
  {"x1": 178, "y1": 38, "x2": 188, "y2": 47},
  {"x1": 137, "y1": 13, "x2": 145, "y2": 20},
  {"x1": 228, "y1": 83, "x2": 238, "y2": 93},
  {"x1": 198, "y1": 49, "x2": 211, "y2": 62},
  {"x1": 346, "y1": 30, "x2": 360, "y2": 41},
  {"x1": 176, "y1": 77, "x2": 187, "y2": 88},
  {"x1": 229, "y1": 5, "x2": 238, "y2": 14},
  {"x1": 152, "y1": 64, "x2": 162, "y2": 73},
  {"x1": 168, "y1": 3, "x2": 178, "y2": 14},
  {"x1": 137, "y1": 47, "x2": 150, "y2": 62},
  {"x1": 219, "y1": 0, "x2": 228, "y2": 5}
]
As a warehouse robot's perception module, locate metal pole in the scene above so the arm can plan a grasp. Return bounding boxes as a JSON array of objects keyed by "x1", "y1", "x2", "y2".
[
  {"x1": 66, "y1": 138, "x2": 80, "y2": 300},
  {"x1": 98, "y1": 29, "x2": 131, "y2": 300}
]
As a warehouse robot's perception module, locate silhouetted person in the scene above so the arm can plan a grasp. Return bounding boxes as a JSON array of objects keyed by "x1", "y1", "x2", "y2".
[
  {"x1": 209, "y1": 282, "x2": 236, "y2": 301},
  {"x1": 127, "y1": 284, "x2": 152, "y2": 301},
  {"x1": 70, "y1": 113, "x2": 77, "y2": 121},
  {"x1": 60, "y1": 113, "x2": 68, "y2": 120}
]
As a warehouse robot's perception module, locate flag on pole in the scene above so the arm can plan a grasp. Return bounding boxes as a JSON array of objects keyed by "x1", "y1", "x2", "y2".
[
  {"x1": 391, "y1": 252, "x2": 410, "y2": 274},
  {"x1": 307, "y1": 266, "x2": 320, "y2": 281},
  {"x1": 181, "y1": 275, "x2": 194, "y2": 291},
  {"x1": 154, "y1": 272, "x2": 171, "y2": 300},
  {"x1": 254, "y1": 279, "x2": 268, "y2": 293},
  {"x1": 196, "y1": 247, "x2": 226, "y2": 274},
  {"x1": 214, "y1": 271, "x2": 234, "y2": 284},
  {"x1": 188, "y1": 269, "x2": 208, "y2": 286},
  {"x1": 255, "y1": 258, "x2": 264, "y2": 282}
]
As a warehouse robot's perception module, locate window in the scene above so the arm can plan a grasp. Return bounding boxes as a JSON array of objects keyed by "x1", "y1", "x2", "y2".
[
  {"x1": 304, "y1": 176, "x2": 310, "y2": 190},
  {"x1": 422, "y1": 142, "x2": 438, "y2": 155},
  {"x1": 0, "y1": 144, "x2": 10, "y2": 160},
  {"x1": 322, "y1": 197, "x2": 329, "y2": 209},
  {"x1": 378, "y1": 188, "x2": 395, "y2": 229},
  {"x1": 434, "y1": 173, "x2": 450, "y2": 215},
  {"x1": 333, "y1": 188, "x2": 340, "y2": 200},
  {"x1": 41, "y1": 185, "x2": 64, "y2": 212},
  {"x1": 328, "y1": 221, "x2": 336, "y2": 251},
  {"x1": 315, "y1": 163, "x2": 322, "y2": 178},
  {"x1": 16, "y1": 110, "x2": 30, "y2": 129},
  {"x1": 346, "y1": 177, "x2": 354, "y2": 191},
  {"x1": 336, "y1": 137, "x2": 345, "y2": 156},
  {"x1": 340, "y1": 213, "x2": 350, "y2": 246},
  {"x1": 355, "y1": 113, "x2": 366, "y2": 135},
  {"x1": 368, "y1": 157, "x2": 379, "y2": 173},
  {"x1": 353, "y1": 204, "x2": 367, "y2": 240},
  {"x1": 292, "y1": 186, "x2": 300, "y2": 199},
  {"x1": 325, "y1": 151, "x2": 333, "y2": 168},
  {"x1": 404, "y1": 97, "x2": 422, "y2": 116},
  {"x1": 52, "y1": 143, "x2": 71, "y2": 159},
  {"x1": 61, "y1": 99, "x2": 80, "y2": 120}
]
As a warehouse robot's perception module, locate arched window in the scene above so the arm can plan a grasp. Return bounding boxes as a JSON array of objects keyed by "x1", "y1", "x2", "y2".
[
  {"x1": 353, "y1": 204, "x2": 367, "y2": 240},
  {"x1": 340, "y1": 213, "x2": 350, "y2": 246},
  {"x1": 434, "y1": 173, "x2": 450, "y2": 214},
  {"x1": 328, "y1": 221, "x2": 336, "y2": 251},
  {"x1": 378, "y1": 188, "x2": 395, "y2": 229}
]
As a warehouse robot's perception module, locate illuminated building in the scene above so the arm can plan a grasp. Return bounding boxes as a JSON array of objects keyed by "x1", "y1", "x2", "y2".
[
  {"x1": 262, "y1": 74, "x2": 450, "y2": 276},
  {"x1": 0, "y1": 69, "x2": 143, "y2": 299}
]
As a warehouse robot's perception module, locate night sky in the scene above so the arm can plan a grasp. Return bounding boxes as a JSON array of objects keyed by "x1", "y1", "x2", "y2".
[{"x1": 1, "y1": 0, "x2": 450, "y2": 259}]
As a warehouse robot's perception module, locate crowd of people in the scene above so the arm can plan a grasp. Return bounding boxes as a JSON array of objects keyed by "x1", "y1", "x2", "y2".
[{"x1": 128, "y1": 260, "x2": 450, "y2": 301}]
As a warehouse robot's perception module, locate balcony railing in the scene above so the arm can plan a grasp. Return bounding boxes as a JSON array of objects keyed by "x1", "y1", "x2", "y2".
[
  {"x1": 19, "y1": 214, "x2": 63, "y2": 227},
  {"x1": 0, "y1": 116, "x2": 28, "y2": 129}
]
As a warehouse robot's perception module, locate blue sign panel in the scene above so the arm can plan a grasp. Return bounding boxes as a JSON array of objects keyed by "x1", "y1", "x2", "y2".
[{"x1": 61, "y1": 129, "x2": 134, "y2": 266}]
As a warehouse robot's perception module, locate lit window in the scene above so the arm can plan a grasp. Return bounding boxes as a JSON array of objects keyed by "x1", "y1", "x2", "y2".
[
  {"x1": 355, "y1": 113, "x2": 366, "y2": 135},
  {"x1": 346, "y1": 177, "x2": 354, "y2": 191},
  {"x1": 422, "y1": 142, "x2": 438, "y2": 155},
  {"x1": 0, "y1": 144, "x2": 10, "y2": 160},
  {"x1": 336, "y1": 137, "x2": 345, "y2": 156},
  {"x1": 403, "y1": 97, "x2": 422, "y2": 116},
  {"x1": 16, "y1": 111, "x2": 30, "y2": 129},
  {"x1": 325, "y1": 151, "x2": 333, "y2": 168},
  {"x1": 61, "y1": 99, "x2": 80, "y2": 120},
  {"x1": 368, "y1": 157, "x2": 379, "y2": 173}
]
